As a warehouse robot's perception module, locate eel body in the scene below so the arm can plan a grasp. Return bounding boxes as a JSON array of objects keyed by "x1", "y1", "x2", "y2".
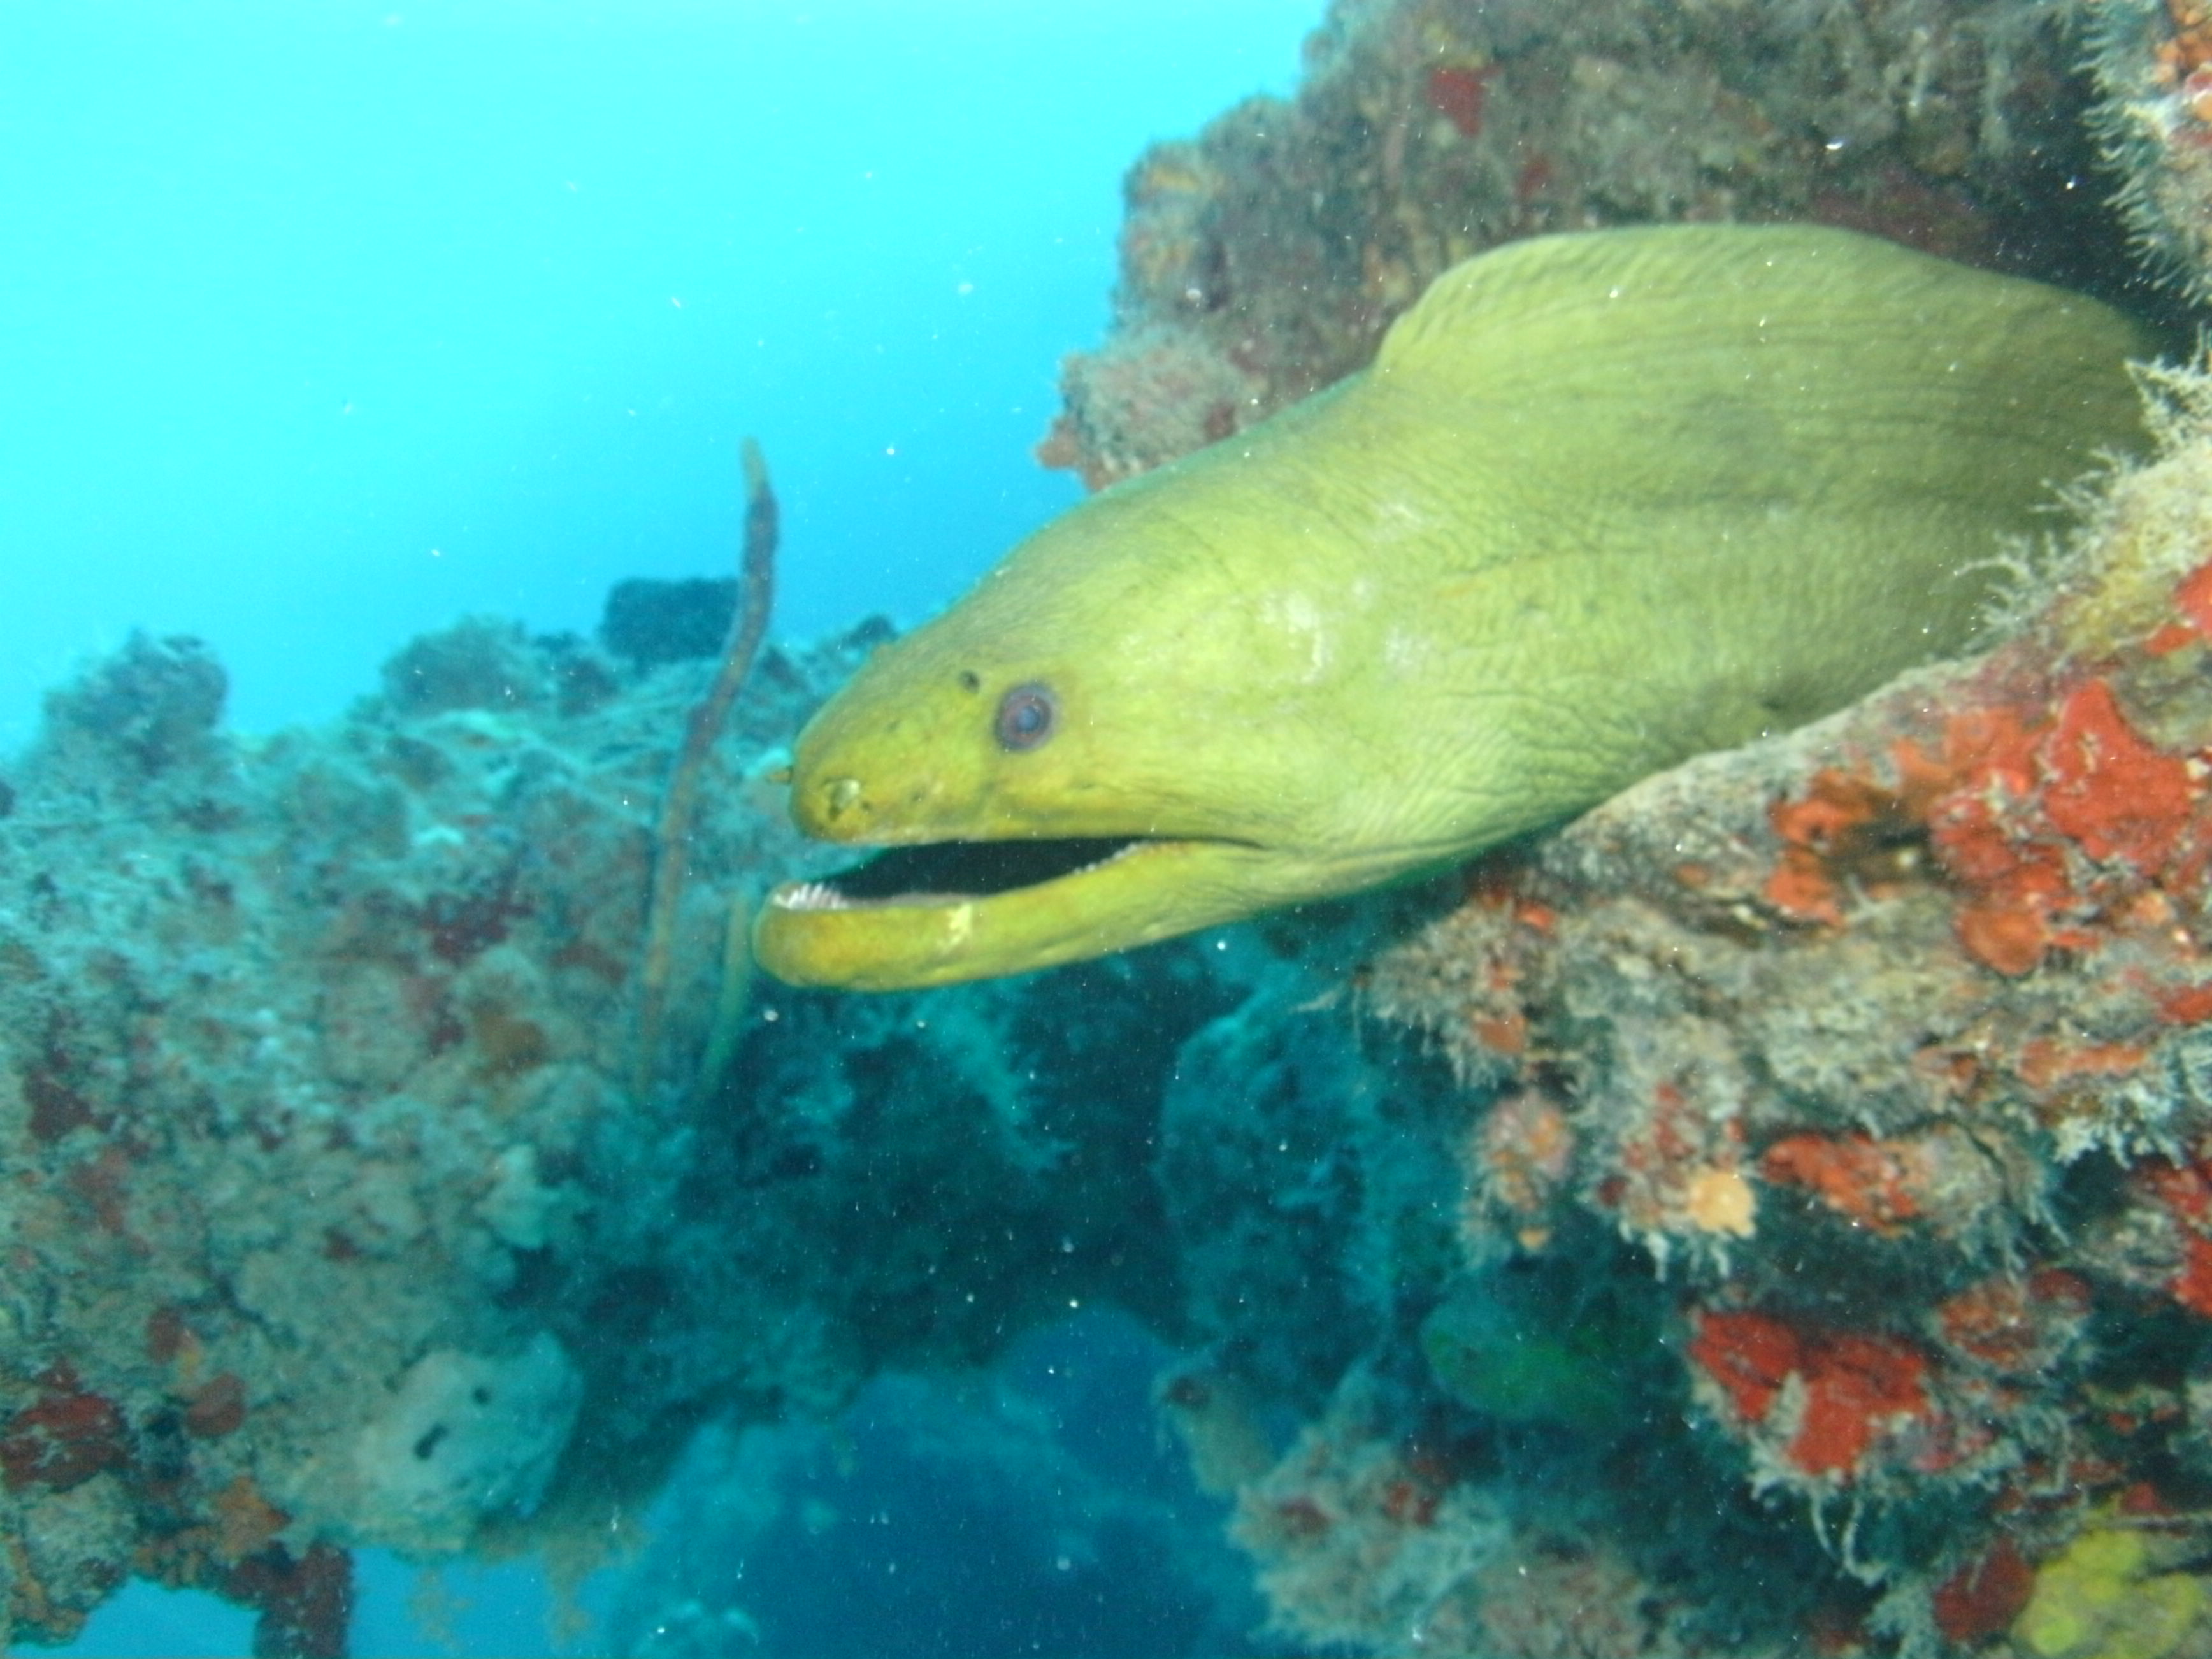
[{"x1": 754, "y1": 224, "x2": 2151, "y2": 990}]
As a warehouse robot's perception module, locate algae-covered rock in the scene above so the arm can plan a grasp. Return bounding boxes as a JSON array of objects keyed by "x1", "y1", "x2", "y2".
[
  {"x1": 39, "y1": 629, "x2": 226, "y2": 775},
  {"x1": 2014, "y1": 1526, "x2": 2207, "y2": 1659},
  {"x1": 344, "y1": 1337, "x2": 582, "y2": 1555}
]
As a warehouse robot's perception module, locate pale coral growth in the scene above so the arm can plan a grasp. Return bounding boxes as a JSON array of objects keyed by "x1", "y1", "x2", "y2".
[
  {"x1": 343, "y1": 1338, "x2": 582, "y2": 1556},
  {"x1": 1681, "y1": 1165, "x2": 1756, "y2": 1239},
  {"x1": 1598, "y1": 1065, "x2": 1756, "y2": 1268},
  {"x1": 1038, "y1": 324, "x2": 1264, "y2": 491},
  {"x1": 1233, "y1": 1377, "x2": 1507, "y2": 1653},
  {"x1": 1472, "y1": 1538, "x2": 1677, "y2": 1658},
  {"x1": 1462, "y1": 1088, "x2": 1577, "y2": 1251},
  {"x1": 2050, "y1": 363, "x2": 2212, "y2": 664}
]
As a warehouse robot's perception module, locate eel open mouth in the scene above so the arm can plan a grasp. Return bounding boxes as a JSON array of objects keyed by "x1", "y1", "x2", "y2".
[
  {"x1": 754, "y1": 832, "x2": 1275, "y2": 989},
  {"x1": 769, "y1": 836, "x2": 1152, "y2": 912}
]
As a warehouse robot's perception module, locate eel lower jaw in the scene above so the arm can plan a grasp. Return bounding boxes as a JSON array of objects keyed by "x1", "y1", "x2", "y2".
[{"x1": 752, "y1": 833, "x2": 1272, "y2": 991}]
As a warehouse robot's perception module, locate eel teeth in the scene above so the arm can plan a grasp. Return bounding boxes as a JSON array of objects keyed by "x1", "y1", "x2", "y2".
[
  {"x1": 772, "y1": 881, "x2": 852, "y2": 912},
  {"x1": 1077, "y1": 842, "x2": 1146, "y2": 875}
]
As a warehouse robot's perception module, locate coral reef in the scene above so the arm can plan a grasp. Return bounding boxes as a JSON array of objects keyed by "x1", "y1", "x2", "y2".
[
  {"x1": 1008, "y1": 0, "x2": 2212, "y2": 1650},
  {"x1": 29, "y1": 0, "x2": 2212, "y2": 1653},
  {"x1": 1257, "y1": 370, "x2": 2212, "y2": 1653},
  {"x1": 1040, "y1": 0, "x2": 2183, "y2": 490},
  {"x1": 2092, "y1": 0, "x2": 2212, "y2": 303},
  {"x1": 0, "y1": 615, "x2": 1235, "y2": 1654}
]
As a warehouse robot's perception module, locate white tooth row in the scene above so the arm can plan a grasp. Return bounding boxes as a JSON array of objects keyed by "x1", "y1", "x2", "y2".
[
  {"x1": 1068, "y1": 842, "x2": 1148, "y2": 879},
  {"x1": 773, "y1": 881, "x2": 852, "y2": 912},
  {"x1": 772, "y1": 843, "x2": 1146, "y2": 914}
]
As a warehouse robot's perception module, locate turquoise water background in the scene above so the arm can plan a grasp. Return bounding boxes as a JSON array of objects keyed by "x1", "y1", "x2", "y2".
[
  {"x1": 4, "y1": 3, "x2": 1316, "y2": 1653},
  {"x1": 1, "y1": 1, "x2": 1309, "y2": 749}
]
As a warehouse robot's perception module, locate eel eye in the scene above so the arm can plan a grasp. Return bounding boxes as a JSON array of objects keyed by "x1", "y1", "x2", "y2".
[{"x1": 994, "y1": 682, "x2": 1058, "y2": 752}]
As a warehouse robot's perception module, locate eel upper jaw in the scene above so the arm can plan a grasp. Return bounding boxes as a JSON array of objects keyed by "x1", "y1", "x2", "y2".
[{"x1": 752, "y1": 831, "x2": 1282, "y2": 990}]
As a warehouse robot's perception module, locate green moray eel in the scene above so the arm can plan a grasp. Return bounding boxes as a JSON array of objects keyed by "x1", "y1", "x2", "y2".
[{"x1": 754, "y1": 224, "x2": 2152, "y2": 990}]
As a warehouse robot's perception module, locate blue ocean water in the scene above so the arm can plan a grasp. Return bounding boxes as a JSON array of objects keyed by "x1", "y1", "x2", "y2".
[
  {"x1": 0, "y1": 0, "x2": 1311, "y2": 750},
  {"x1": 4, "y1": 4, "x2": 1316, "y2": 1653},
  {"x1": 54, "y1": 1310, "x2": 1271, "y2": 1658}
]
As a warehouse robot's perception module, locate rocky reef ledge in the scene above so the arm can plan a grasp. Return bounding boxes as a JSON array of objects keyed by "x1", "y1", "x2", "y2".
[{"x1": 0, "y1": 608, "x2": 1242, "y2": 1655}]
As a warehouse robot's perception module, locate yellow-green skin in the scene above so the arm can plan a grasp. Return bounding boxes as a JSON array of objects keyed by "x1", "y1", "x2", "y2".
[{"x1": 756, "y1": 224, "x2": 2151, "y2": 990}]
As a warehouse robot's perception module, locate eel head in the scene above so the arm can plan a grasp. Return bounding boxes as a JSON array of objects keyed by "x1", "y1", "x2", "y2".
[{"x1": 750, "y1": 470, "x2": 1404, "y2": 990}]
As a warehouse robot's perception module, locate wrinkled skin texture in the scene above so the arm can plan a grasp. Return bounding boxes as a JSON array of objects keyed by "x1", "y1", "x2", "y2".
[{"x1": 756, "y1": 225, "x2": 2152, "y2": 990}]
